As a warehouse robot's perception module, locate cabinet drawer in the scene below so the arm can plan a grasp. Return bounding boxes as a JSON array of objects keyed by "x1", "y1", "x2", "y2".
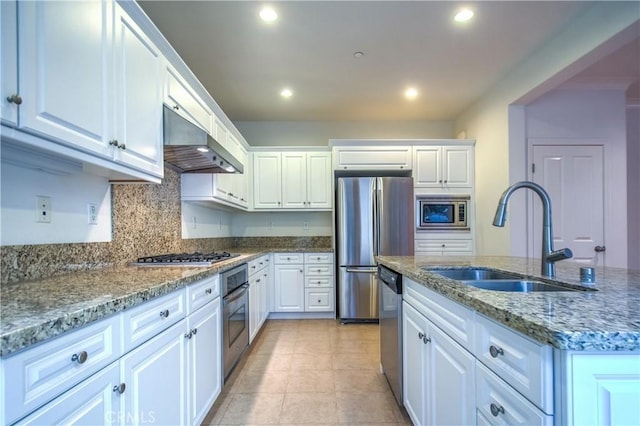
[
  {"x1": 415, "y1": 239, "x2": 473, "y2": 253},
  {"x1": 474, "y1": 314, "x2": 553, "y2": 414},
  {"x1": 122, "y1": 290, "x2": 186, "y2": 353},
  {"x1": 304, "y1": 253, "x2": 334, "y2": 264},
  {"x1": 305, "y1": 276, "x2": 334, "y2": 288},
  {"x1": 1, "y1": 315, "x2": 121, "y2": 425},
  {"x1": 304, "y1": 264, "x2": 333, "y2": 276},
  {"x1": 476, "y1": 362, "x2": 552, "y2": 426},
  {"x1": 187, "y1": 275, "x2": 220, "y2": 314},
  {"x1": 248, "y1": 255, "x2": 270, "y2": 274},
  {"x1": 305, "y1": 288, "x2": 334, "y2": 312},
  {"x1": 334, "y1": 146, "x2": 412, "y2": 170},
  {"x1": 404, "y1": 278, "x2": 475, "y2": 351},
  {"x1": 273, "y1": 253, "x2": 303, "y2": 264}
]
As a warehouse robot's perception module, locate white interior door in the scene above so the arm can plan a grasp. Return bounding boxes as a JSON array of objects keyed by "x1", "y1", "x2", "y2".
[{"x1": 531, "y1": 145, "x2": 605, "y2": 265}]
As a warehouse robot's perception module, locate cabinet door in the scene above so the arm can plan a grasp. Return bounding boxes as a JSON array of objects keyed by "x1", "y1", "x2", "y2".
[
  {"x1": 413, "y1": 146, "x2": 442, "y2": 187},
  {"x1": 273, "y1": 264, "x2": 304, "y2": 312},
  {"x1": 121, "y1": 320, "x2": 187, "y2": 426},
  {"x1": 17, "y1": 1, "x2": 112, "y2": 156},
  {"x1": 113, "y1": 4, "x2": 163, "y2": 178},
  {"x1": 307, "y1": 151, "x2": 332, "y2": 209},
  {"x1": 187, "y1": 300, "x2": 222, "y2": 426},
  {"x1": 282, "y1": 152, "x2": 307, "y2": 209},
  {"x1": 15, "y1": 362, "x2": 122, "y2": 426},
  {"x1": 403, "y1": 301, "x2": 429, "y2": 426},
  {"x1": 428, "y1": 321, "x2": 475, "y2": 426},
  {"x1": 442, "y1": 146, "x2": 473, "y2": 188},
  {"x1": 165, "y1": 65, "x2": 212, "y2": 134},
  {"x1": 248, "y1": 276, "x2": 261, "y2": 342},
  {"x1": 1, "y1": 0, "x2": 18, "y2": 126},
  {"x1": 253, "y1": 152, "x2": 282, "y2": 209}
]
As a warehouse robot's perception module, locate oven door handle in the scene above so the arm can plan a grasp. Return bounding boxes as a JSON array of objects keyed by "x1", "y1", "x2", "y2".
[{"x1": 223, "y1": 283, "x2": 249, "y2": 305}]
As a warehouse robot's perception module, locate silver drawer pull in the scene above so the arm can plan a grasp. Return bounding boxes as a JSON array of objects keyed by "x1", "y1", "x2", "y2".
[
  {"x1": 418, "y1": 332, "x2": 431, "y2": 344},
  {"x1": 256, "y1": 278, "x2": 261, "y2": 283},
  {"x1": 490, "y1": 403, "x2": 505, "y2": 417},
  {"x1": 71, "y1": 351, "x2": 88, "y2": 364},
  {"x1": 316, "y1": 257, "x2": 321, "y2": 260},
  {"x1": 489, "y1": 345, "x2": 504, "y2": 358},
  {"x1": 317, "y1": 280, "x2": 322, "y2": 284},
  {"x1": 113, "y1": 383, "x2": 126, "y2": 394},
  {"x1": 205, "y1": 288, "x2": 212, "y2": 294},
  {"x1": 191, "y1": 328, "x2": 198, "y2": 335},
  {"x1": 185, "y1": 332, "x2": 192, "y2": 339},
  {"x1": 160, "y1": 309, "x2": 170, "y2": 318},
  {"x1": 317, "y1": 269, "x2": 322, "y2": 272}
]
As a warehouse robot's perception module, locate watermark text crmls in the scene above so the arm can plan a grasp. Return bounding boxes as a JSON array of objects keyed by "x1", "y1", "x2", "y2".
[{"x1": 106, "y1": 411, "x2": 156, "y2": 424}]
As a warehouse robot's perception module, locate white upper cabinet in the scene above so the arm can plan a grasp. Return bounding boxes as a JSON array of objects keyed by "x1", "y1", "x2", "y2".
[
  {"x1": 112, "y1": 3, "x2": 164, "y2": 178},
  {"x1": 333, "y1": 145, "x2": 412, "y2": 170},
  {"x1": 16, "y1": 0, "x2": 113, "y2": 158},
  {"x1": 1, "y1": 1, "x2": 165, "y2": 181},
  {"x1": 413, "y1": 144, "x2": 474, "y2": 188},
  {"x1": 254, "y1": 150, "x2": 331, "y2": 210},
  {"x1": 1, "y1": 1, "x2": 18, "y2": 126},
  {"x1": 165, "y1": 64, "x2": 213, "y2": 134},
  {"x1": 253, "y1": 152, "x2": 282, "y2": 209}
]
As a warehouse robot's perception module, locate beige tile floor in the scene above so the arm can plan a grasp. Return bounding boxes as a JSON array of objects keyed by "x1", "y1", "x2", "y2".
[{"x1": 204, "y1": 319, "x2": 412, "y2": 425}]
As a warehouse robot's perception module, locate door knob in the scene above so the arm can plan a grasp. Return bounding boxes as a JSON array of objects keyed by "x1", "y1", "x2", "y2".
[{"x1": 594, "y1": 246, "x2": 606, "y2": 253}]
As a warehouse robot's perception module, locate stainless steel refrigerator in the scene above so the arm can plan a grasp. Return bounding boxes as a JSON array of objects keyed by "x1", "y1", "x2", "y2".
[{"x1": 336, "y1": 177, "x2": 414, "y2": 322}]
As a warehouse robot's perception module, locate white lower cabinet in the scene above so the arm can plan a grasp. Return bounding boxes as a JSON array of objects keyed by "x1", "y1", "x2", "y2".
[
  {"x1": 248, "y1": 255, "x2": 270, "y2": 342},
  {"x1": 15, "y1": 362, "x2": 122, "y2": 426},
  {"x1": 403, "y1": 301, "x2": 475, "y2": 426},
  {"x1": 1, "y1": 276, "x2": 223, "y2": 426},
  {"x1": 187, "y1": 298, "x2": 222, "y2": 425},
  {"x1": 273, "y1": 263, "x2": 305, "y2": 312},
  {"x1": 121, "y1": 319, "x2": 188, "y2": 426}
]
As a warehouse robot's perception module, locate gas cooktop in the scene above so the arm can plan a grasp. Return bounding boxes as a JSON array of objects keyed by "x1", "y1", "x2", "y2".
[{"x1": 132, "y1": 251, "x2": 240, "y2": 267}]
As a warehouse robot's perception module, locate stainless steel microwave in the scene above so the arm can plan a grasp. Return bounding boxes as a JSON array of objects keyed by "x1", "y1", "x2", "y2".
[{"x1": 416, "y1": 195, "x2": 470, "y2": 231}]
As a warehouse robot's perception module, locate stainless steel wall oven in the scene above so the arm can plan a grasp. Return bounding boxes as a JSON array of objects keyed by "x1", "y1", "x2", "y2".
[{"x1": 221, "y1": 263, "x2": 249, "y2": 380}]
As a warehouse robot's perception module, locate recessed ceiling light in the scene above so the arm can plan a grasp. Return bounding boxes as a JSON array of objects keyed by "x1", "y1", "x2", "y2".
[
  {"x1": 353, "y1": 51, "x2": 364, "y2": 58},
  {"x1": 259, "y1": 7, "x2": 278, "y2": 23},
  {"x1": 280, "y1": 88, "x2": 293, "y2": 98},
  {"x1": 454, "y1": 8, "x2": 474, "y2": 23},
  {"x1": 405, "y1": 88, "x2": 418, "y2": 100}
]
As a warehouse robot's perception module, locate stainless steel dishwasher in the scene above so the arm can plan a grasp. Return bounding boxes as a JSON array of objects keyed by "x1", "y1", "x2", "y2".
[{"x1": 378, "y1": 264, "x2": 403, "y2": 407}]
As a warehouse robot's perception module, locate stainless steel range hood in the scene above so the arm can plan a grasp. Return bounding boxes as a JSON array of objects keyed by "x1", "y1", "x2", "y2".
[{"x1": 163, "y1": 105, "x2": 243, "y2": 174}]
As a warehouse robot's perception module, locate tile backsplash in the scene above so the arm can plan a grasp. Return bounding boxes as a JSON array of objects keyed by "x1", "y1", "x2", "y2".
[{"x1": 1, "y1": 166, "x2": 331, "y2": 284}]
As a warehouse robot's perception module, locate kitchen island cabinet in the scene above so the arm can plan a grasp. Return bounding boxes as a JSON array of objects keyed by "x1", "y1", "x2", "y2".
[{"x1": 378, "y1": 255, "x2": 640, "y2": 426}]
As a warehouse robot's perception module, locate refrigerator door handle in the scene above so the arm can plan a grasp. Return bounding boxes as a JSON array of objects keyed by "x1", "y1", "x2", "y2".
[
  {"x1": 345, "y1": 267, "x2": 378, "y2": 273},
  {"x1": 372, "y1": 179, "x2": 379, "y2": 257}
]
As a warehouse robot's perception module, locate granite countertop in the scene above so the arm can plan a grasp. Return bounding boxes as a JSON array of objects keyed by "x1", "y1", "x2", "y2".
[
  {"x1": 377, "y1": 255, "x2": 640, "y2": 352},
  {"x1": 0, "y1": 248, "x2": 333, "y2": 357}
]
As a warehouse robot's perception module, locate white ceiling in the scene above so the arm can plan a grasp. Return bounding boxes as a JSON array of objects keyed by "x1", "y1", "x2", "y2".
[{"x1": 138, "y1": 1, "x2": 635, "y2": 122}]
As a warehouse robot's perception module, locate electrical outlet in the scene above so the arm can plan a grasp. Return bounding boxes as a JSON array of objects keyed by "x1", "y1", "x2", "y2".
[
  {"x1": 87, "y1": 203, "x2": 98, "y2": 225},
  {"x1": 303, "y1": 221, "x2": 309, "y2": 230},
  {"x1": 36, "y1": 196, "x2": 51, "y2": 223}
]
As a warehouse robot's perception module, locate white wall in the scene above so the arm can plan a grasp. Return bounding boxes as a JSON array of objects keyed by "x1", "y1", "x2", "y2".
[
  {"x1": 181, "y1": 203, "x2": 332, "y2": 238},
  {"x1": 231, "y1": 211, "x2": 332, "y2": 237},
  {"x1": 525, "y1": 88, "x2": 628, "y2": 267},
  {"x1": 0, "y1": 162, "x2": 111, "y2": 245},
  {"x1": 627, "y1": 106, "x2": 640, "y2": 269},
  {"x1": 455, "y1": 3, "x2": 639, "y2": 256},
  {"x1": 236, "y1": 120, "x2": 454, "y2": 147},
  {"x1": 181, "y1": 202, "x2": 233, "y2": 239}
]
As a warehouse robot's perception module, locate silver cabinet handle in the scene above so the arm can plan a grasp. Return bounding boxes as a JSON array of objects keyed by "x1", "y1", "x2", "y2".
[
  {"x1": 317, "y1": 269, "x2": 321, "y2": 273},
  {"x1": 251, "y1": 265, "x2": 256, "y2": 269},
  {"x1": 173, "y1": 105, "x2": 179, "y2": 110},
  {"x1": 205, "y1": 288, "x2": 212, "y2": 294},
  {"x1": 113, "y1": 383, "x2": 126, "y2": 394},
  {"x1": 256, "y1": 278, "x2": 261, "y2": 283},
  {"x1": 160, "y1": 309, "x2": 170, "y2": 318},
  {"x1": 594, "y1": 245, "x2": 606, "y2": 253},
  {"x1": 286, "y1": 257, "x2": 291, "y2": 260},
  {"x1": 317, "y1": 280, "x2": 322, "y2": 284},
  {"x1": 6, "y1": 94, "x2": 22, "y2": 105},
  {"x1": 418, "y1": 332, "x2": 431, "y2": 344},
  {"x1": 109, "y1": 140, "x2": 119, "y2": 147},
  {"x1": 418, "y1": 332, "x2": 425, "y2": 339},
  {"x1": 490, "y1": 403, "x2": 505, "y2": 417},
  {"x1": 264, "y1": 273, "x2": 268, "y2": 277},
  {"x1": 71, "y1": 351, "x2": 88, "y2": 364},
  {"x1": 299, "y1": 270, "x2": 303, "y2": 273},
  {"x1": 185, "y1": 332, "x2": 192, "y2": 339},
  {"x1": 316, "y1": 257, "x2": 321, "y2": 260},
  {"x1": 191, "y1": 328, "x2": 197, "y2": 335},
  {"x1": 489, "y1": 345, "x2": 504, "y2": 358}
]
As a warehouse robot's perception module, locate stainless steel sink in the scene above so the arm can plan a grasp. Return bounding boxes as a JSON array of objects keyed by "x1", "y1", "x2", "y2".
[
  {"x1": 426, "y1": 268, "x2": 521, "y2": 281},
  {"x1": 425, "y1": 268, "x2": 581, "y2": 292},
  {"x1": 464, "y1": 280, "x2": 577, "y2": 292}
]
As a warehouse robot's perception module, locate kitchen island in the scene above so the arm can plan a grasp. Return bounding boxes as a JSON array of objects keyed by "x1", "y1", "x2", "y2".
[{"x1": 377, "y1": 255, "x2": 639, "y2": 426}]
